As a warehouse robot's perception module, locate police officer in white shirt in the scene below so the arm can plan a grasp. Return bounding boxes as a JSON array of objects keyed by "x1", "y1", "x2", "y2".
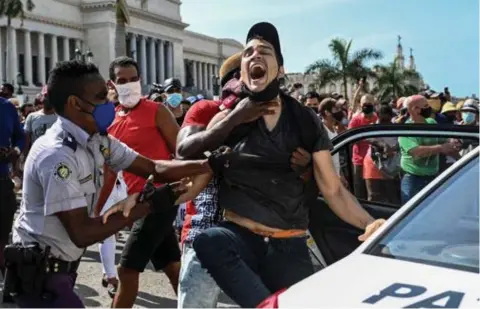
[{"x1": 6, "y1": 60, "x2": 213, "y2": 308}]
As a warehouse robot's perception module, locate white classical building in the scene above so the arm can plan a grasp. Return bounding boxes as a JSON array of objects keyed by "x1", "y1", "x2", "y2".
[
  {"x1": 285, "y1": 36, "x2": 424, "y2": 99},
  {"x1": 0, "y1": 0, "x2": 243, "y2": 100}
]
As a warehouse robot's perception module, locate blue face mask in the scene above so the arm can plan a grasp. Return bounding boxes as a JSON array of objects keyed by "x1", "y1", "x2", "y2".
[
  {"x1": 166, "y1": 93, "x2": 183, "y2": 108},
  {"x1": 79, "y1": 98, "x2": 116, "y2": 135},
  {"x1": 462, "y1": 112, "x2": 475, "y2": 124}
]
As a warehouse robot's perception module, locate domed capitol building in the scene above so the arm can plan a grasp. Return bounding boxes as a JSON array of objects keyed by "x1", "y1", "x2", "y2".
[
  {"x1": 0, "y1": 0, "x2": 244, "y2": 101},
  {"x1": 285, "y1": 36, "x2": 425, "y2": 99}
]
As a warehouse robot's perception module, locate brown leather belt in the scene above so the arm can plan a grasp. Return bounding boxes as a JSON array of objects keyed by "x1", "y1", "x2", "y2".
[{"x1": 224, "y1": 210, "x2": 306, "y2": 239}]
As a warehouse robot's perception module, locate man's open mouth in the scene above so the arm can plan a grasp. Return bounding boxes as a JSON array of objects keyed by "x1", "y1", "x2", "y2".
[{"x1": 249, "y1": 64, "x2": 267, "y2": 81}]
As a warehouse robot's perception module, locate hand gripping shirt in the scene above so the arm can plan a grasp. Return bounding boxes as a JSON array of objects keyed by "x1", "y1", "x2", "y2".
[{"x1": 13, "y1": 116, "x2": 138, "y2": 261}]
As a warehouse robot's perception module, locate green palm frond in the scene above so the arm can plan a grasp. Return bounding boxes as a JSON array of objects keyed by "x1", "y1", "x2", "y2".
[
  {"x1": 351, "y1": 48, "x2": 383, "y2": 64},
  {"x1": 372, "y1": 61, "x2": 421, "y2": 100},
  {"x1": 305, "y1": 37, "x2": 383, "y2": 99},
  {"x1": 0, "y1": 0, "x2": 35, "y2": 26}
]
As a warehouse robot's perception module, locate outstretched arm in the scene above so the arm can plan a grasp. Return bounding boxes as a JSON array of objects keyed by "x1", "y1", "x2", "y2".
[{"x1": 126, "y1": 155, "x2": 211, "y2": 184}]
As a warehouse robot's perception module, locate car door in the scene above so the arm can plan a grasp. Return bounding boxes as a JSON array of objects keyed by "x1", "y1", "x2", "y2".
[{"x1": 307, "y1": 124, "x2": 479, "y2": 267}]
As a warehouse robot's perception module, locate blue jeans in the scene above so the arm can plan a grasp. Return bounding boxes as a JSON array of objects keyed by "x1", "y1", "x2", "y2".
[
  {"x1": 401, "y1": 173, "x2": 435, "y2": 204},
  {"x1": 193, "y1": 221, "x2": 314, "y2": 308},
  {"x1": 177, "y1": 243, "x2": 221, "y2": 308}
]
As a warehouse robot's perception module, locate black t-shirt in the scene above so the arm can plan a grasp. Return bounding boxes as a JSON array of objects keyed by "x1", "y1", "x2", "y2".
[{"x1": 219, "y1": 95, "x2": 332, "y2": 230}]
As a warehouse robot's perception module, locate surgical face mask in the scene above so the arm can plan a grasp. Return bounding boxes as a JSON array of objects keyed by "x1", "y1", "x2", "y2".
[
  {"x1": 166, "y1": 93, "x2": 183, "y2": 108},
  {"x1": 116, "y1": 81, "x2": 142, "y2": 108},
  {"x1": 242, "y1": 78, "x2": 280, "y2": 102},
  {"x1": 462, "y1": 112, "x2": 475, "y2": 124},
  {"x1": 341, "y1": 117, "x2": 349, "y2": 126},
  {"x1": 78, "y1": 98, "x2": 115, "y2": 135}
]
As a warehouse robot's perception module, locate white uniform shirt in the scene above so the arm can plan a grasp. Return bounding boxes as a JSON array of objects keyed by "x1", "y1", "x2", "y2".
[{"x1": 13, "y1": 116, "x2": 137, "y2": 261}]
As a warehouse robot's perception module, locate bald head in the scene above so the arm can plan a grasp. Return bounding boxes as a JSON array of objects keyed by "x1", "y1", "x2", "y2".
[
  {"x1": 406, "y1": 95, "x2": 433, "y2": 120},
  {"x1": 406, "y1": 95, "x2": 428, "y2": 112},
  {"x1": 360, "y1": 94, "x2": 375, "y2": 106}
]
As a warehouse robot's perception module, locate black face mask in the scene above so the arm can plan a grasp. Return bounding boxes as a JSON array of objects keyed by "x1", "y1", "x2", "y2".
[
  {"x1": 445, "y1": 114, "x2": 456, "y2": 123},
  {"x1": 309, "y1": 106, "x2": 318, "y2": 113},
  {"x1": 420, "y1": 106, "x2": 432, "y2": 118},
  {"x1": 332, "y1": 111, "x2": 344, "y2": 122},
  {"x1": 362, "y1": 104, "x2": 374, "y2": 114},
  {"x1": 241, "y1": 78, "x2": 280, "y2": 102}
]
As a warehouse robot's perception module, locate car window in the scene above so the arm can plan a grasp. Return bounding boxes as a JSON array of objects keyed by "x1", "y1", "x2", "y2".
[
  {"x1": 332, "y1": 134, "x2": 478, "y2": 208},
  {"x1": 366, "y1": 155, "x2": 479, "y2": 273}
]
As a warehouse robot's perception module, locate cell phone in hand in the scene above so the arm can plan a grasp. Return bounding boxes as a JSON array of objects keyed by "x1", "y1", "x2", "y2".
[{"x1": 138, "y1": 175, "x2": 155, "y2": 203}]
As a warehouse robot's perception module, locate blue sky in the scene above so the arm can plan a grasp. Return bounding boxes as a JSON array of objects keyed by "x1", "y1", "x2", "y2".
[{"x1": 181, "y1": 0, "x2": 479, "y2": 97}]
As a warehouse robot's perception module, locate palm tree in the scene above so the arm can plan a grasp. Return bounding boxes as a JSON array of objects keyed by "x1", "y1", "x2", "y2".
[
  {"x1": 114, "y1": 0, "x2": 131, "y2": 57},
  {"x1": 0, "y1": 0, "x2": 35, "y2": 83},
  {"x1": 305, "y1": 38, "x2": 383, "y2": 99},
  {"x1": 371, "y1": 60, "x2": 422, "y2": 102}
]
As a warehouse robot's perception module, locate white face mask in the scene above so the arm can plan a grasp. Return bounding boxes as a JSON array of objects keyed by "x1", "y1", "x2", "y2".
[{"x1": 115, "y1": 81, "x2": 142, "y2": 108}]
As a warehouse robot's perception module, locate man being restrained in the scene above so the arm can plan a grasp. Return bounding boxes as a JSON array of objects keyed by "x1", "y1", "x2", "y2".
[{"x1": 191, "y1": 22, "x2": 386, "y2": 308}]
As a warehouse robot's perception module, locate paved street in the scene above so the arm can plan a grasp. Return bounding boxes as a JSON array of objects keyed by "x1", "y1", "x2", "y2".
[{"x1": 1, "y1": 229, "x2": 237, "y2": 308}]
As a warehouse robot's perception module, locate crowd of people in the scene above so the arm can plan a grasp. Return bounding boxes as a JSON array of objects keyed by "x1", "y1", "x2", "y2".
[
  {"x1": 0, "y1": 20, "x2": 478, "y2": 309},
  {"x1": 294, "y1": 80, "x2": 479, "y2": 207}
]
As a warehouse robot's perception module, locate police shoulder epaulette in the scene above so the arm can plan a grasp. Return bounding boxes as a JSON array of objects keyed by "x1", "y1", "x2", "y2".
[{"x1": 62, "y1": 133, "x2": 77, "y2": 152}]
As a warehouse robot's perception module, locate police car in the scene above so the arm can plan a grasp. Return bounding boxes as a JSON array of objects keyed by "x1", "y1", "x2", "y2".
[{"x1": 259, "y1": 124, "x2": 479, "y2": 308}]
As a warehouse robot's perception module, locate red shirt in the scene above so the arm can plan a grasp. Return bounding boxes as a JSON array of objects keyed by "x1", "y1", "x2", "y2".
[
  {"x1": 108, "y1": 99, "x2": 172, "y2": 194},
  {"x1": 180, "y1": 99, "x2": 221, "y2": 244},
  {"x1": 181, "y1": 99, "x2": 221, "y2": 128},
  {"x1": 348, "y1": 112, "x2": 378, "y2": 166}
]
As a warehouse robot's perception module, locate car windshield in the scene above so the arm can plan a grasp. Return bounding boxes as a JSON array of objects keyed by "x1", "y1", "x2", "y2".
[{"x1": 367, "y1": 154, "x2": 479, "y2": 273}]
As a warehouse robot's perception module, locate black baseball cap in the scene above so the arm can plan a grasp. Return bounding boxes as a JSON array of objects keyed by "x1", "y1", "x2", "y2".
[{"x1": 246, "y1": 22, "x2": 284, "y2": 66}]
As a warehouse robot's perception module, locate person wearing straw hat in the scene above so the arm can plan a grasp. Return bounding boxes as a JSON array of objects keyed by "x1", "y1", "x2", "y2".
[{"x1": 440, "y1": 101, "x2": 458, "y2": 124}]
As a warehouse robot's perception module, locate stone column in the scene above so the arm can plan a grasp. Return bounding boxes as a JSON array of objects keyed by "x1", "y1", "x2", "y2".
[
  {"x1": 0, "y1": 28, "x2": 3, "y2": 82},
  {"x1": 62, "y1": 37, "x2": 70, "y2": 61},
  {"x1": 206, "y1": 64, "x2": 212, "y2": 93},
  {"x1": 157, "y1": 40, "x2": 165, "y2": 83},
  {"x1": 24, "y1": 30, "x2": 33, "y2": 86},
  {"x1": 50, "y1": 35, "x2": 58, "y2": 72},
  {"x1": 38, "y1": 32, "x2": 46, "y2": 85},
  {"x1": 191, "y1": 60, "x2": 197, "y2": 88},
  {"x1": 7, "y1": 27, "x2": 18, "y2": 84},
  {"x1": 139, "y1": 35, "x2": 147, "y2": 84},
  {"x1": 166, "y1": 41, "x2": 174, "y2": 78},
  {"x1": 202, "y1": 63, "x2": 207, "y2": 91},
  {"x1": 129, "y1": 34, "x2": 137, "y2": 61},
  {"x1": 197, "y1": 62, "x2": 202, "y2": 91},
  {"x1": 148, "y1": 38, "x2": 156, "y2": 84}
]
